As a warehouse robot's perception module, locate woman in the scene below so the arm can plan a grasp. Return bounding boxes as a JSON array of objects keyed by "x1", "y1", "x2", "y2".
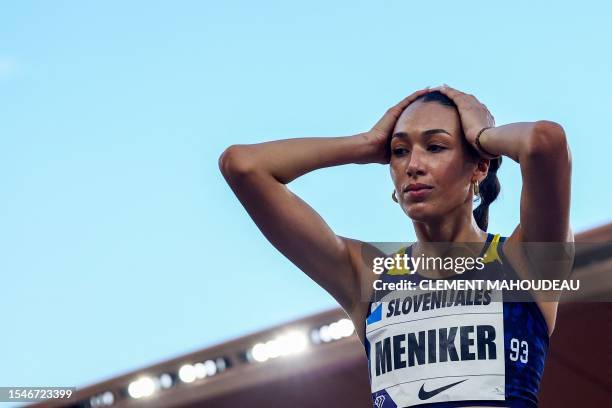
[{"x1": 218, "y1": 85, "x2": 574, "y2": 407}]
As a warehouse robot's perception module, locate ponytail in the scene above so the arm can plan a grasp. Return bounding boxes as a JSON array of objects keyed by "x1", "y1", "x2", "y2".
[{"x1": 473, "y1": 157, "x2": 502, "y2": 231}]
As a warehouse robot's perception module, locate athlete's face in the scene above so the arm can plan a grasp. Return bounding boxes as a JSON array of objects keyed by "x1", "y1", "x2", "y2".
[{"x1": 389, "y1": 100, "x2": 482, "y2": 222}]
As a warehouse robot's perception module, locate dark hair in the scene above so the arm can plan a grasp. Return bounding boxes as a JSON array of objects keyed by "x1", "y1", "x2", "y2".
[{"x1": 411, "y1": 91, "x2": 502, "y2": 232}]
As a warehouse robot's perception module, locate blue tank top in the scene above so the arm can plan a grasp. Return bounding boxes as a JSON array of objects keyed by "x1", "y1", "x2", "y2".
[{"x1": 364, "y1": 233, "x2": 549, "y2": 408}]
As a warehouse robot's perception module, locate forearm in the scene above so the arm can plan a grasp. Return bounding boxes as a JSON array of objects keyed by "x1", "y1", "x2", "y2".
[
  {"x1": 478, "y1": 122, "x2": 541, "y2": 163},
  {"x1": 220, "y1": 133, "x2": 376, "y2": 184}
]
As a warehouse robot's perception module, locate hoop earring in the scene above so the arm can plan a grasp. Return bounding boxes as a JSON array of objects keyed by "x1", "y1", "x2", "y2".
[
  {"x1": 392, "y1": 190, "x2": 398, "y2": 203},
  {"x1": 473, "y1": 180, "x2": 480, "y2": 197}
]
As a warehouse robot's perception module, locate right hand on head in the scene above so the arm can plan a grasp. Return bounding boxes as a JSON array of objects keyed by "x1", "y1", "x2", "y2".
[{"x1": 362, "y1": 87, "x2": 431, "y2": 164}]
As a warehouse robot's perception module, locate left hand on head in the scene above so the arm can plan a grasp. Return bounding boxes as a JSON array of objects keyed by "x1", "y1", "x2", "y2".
[{"x1": 430, "y1": 84, "x2": 496, "y2": 153}]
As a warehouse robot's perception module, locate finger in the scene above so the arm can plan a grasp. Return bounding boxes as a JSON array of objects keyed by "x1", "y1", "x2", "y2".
[
  {"x1": 392, "y1": 88, "x2": 430, "y2": 110},
  {"x1": 372, "y1": 89, "x2": 430, "y2": 132},
  {"x1": 374, "y1": 87, "x2": 441, "y2": 132},
  {"x1": 439, "y1": 86, "x2": 485, "y2": 112},
  {"x1": 452, "y1": 90, "x2": 490, "y2": 113},
  {"x1": 488, "y1": 112, "x2": 496, "y2": 127},
  {"x1": 381, "y1": 88, "x2": 430, "y2": 122},
  {"x1": 463, "y1": 92, "x2": 487, "y2": 108},
  {"x1": 432, "y1": 84, "x2": 466, "y2": 101},
  {"x1": 433, "y1": 85, "x2": 495, "y2": 127}
]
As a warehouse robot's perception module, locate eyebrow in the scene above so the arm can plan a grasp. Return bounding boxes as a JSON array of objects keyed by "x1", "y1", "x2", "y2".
[{"x1": 391, "y1": 128, "x2": 452, "y2": 140}]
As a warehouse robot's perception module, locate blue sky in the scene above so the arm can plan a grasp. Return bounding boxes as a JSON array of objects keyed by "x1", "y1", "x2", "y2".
[{"x1": 1, "y1": 0, "x2": 610, "y2": 398}]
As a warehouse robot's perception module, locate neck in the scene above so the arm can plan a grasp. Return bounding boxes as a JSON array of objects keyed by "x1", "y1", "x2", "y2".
[{"x1": 411, "y1": 203, "x2": 489, "y2": 259}]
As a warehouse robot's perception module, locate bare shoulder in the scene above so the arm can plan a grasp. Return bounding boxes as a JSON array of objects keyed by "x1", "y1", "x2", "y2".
[{"x1": 338, "y1": 236, "x2": 387, "y2": 345}]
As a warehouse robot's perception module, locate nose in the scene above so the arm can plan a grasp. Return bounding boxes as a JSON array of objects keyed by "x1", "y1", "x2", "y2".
[{"x1": 406, "y1": 148, "x2": 426, "y2": 177}]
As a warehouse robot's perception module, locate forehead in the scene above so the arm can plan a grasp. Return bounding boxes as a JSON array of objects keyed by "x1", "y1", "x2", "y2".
[{"x1": 395, "y1": 100, "x2": 461, "y2": 132}]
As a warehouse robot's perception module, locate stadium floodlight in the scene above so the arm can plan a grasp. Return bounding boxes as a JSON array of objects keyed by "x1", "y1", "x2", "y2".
[
  {"x1": 314, "y1": 318, "x2": 355, "y2": 344},
  {"x1": 336, "y1": 318, "x2": 355, "y2": 337},
  {"x1": 215, "y1": 357, "x2": 227, "y2": 372},
  {"x1": 251, "y1": 342, "x2": 269, "y2": 362},
  {"x1": 203, "y1": 359, "x2": 217, "y2": 376},
  {"x1": 265, "y1": 339, "x2": 281, "y2": 359},
  {"x1": 194, "y1": 362, "x2": 207, "y2": 379},
  {"x1": 101, "y1": 391, "x2": 114, "y2": 405},
  {"x1": 318, "y1": 325, "x2": 332, "y2": 343},
  {"x1": 159, "y1": 373, "x2": 173, "y2": 389},
  {"x1": 248, "y1": 330, "x2": 308, "y2": 363},
  {"x1": 178, "y1": 364, "x2": 197, "y2": 383},
  {"x1": 329, "y1": 322, "x2": 343, "y2": 340},
  {"x1": 282, "y1": 330, "x2": 308, "y2": 354},
  {"x1": 310, "y1": 328, "x2": 322, "y2": 344},
  {"x1": 127, "y1": 376, "x2": 156, "y2": 399},
  {"x1": 89, "y1": 391, "x2": 114, "y2": 407}
]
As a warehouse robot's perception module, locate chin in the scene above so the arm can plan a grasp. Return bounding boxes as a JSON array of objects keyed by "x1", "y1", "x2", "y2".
[{"x1": 402, "y1": 203, "x2": 437, "y2": 222}]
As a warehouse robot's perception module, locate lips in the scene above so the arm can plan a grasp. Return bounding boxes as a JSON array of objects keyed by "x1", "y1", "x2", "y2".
[
  {"x1": 404, "y1": 183, "x2": 433, "y2": 192},
  {"x1": 403, "y1": 183, "x2": 434, "y2": 201}
]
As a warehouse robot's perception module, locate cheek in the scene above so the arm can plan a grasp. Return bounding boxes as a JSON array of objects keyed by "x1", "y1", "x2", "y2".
[
  {"x1": 438, "y1": 166, "x2": 464, "y2": 185},
  {"x1": 389, "y1": 160, "x2": 403, "y2": 185},
  {"x1": 431, "y1": 155, "x2": 473, "y2": 192}
]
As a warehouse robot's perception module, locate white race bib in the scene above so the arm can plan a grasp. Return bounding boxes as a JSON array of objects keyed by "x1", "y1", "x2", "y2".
[{"x1": 366, "y1": 288, "x2": 506, "y2": 406}]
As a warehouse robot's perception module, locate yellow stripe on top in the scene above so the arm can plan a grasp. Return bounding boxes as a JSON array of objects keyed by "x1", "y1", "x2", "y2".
[
  {"x1": 387, "y1": 247, "x2": 412, "y2": 275},
  {"x1": 482, "y1": 233, "x2": 503, "y2": 265},
  {"x1": 386, "y1": 233, "x2": 503, "y2": 275}
]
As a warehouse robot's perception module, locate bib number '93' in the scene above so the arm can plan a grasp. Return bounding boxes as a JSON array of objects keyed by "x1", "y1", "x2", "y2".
[{"x1": 509, "y1": 338, "x2": 528, "y2": 363}]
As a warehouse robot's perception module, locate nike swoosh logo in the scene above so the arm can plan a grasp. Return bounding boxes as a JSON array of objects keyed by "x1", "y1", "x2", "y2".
[{"x1": 418, "y1": 379, "x2": 468, "y2": 400}]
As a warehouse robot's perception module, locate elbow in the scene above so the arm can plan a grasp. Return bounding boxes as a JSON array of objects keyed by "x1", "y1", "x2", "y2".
[
  {"x1": 218, "y1": 145, "x2": 257, "y2": 181},
  {"x1": 527, "y1": 121, "x2": 571, "y2": 162}
]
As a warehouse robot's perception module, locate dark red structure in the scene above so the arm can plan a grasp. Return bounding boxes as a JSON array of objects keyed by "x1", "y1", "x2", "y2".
[{"x1": 30, "y1": 223, "x2": 612, "y2": 408}]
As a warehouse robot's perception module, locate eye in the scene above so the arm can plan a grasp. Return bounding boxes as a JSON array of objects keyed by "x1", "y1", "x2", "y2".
[
  {"x1": 392, "y1": 147, "x2": 409, "y2": 156},
  {"x1": 428, "y1": 145, "x2": 445, "y2": 152}
]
